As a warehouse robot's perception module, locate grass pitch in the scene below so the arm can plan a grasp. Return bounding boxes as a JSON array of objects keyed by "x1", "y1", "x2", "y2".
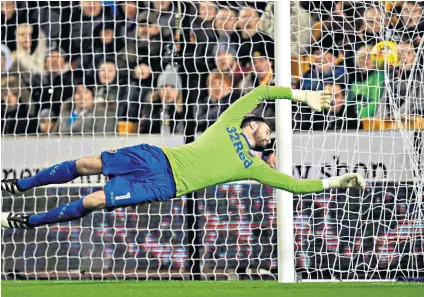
[{"x1": 2, "y1": 281, "x2": 423, "y2": 297}]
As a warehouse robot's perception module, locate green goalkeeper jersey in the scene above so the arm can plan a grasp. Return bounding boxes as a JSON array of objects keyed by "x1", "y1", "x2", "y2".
[{"x1": 162, "y1": 85, "x2": 324, "y2": 196}]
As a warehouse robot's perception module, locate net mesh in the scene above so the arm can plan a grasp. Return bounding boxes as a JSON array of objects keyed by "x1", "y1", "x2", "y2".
[{"x1": 1, "y1": 1, "x2": 424, "y2": 281}]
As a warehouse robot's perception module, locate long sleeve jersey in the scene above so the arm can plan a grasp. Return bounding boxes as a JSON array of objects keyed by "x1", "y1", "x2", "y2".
[{"x1": 162, "y1": 86, "x2": 324, "y2": 196}]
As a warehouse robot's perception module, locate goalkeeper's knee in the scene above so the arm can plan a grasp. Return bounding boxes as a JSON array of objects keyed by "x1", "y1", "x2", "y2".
[
  {"x1": 83, "y1": 190, "x2": 107, "y2": 210},
  {"x1": 76, "y1": 155, "x2": 103, "y2": 175}
]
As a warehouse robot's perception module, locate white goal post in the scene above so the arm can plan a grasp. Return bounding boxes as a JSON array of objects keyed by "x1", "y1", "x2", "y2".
[{"x1": 274, "y1": 0, "x2": 295, "y2": 283}]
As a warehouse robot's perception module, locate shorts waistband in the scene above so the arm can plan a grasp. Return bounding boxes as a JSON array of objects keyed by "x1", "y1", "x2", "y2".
[{"x1": 163, "y1": 150, "x2": 177, "y2": 197}]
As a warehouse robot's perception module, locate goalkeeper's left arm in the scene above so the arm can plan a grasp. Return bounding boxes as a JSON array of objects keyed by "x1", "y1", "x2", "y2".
[
  {"x1": 218, "y1": 85, "x2": 332, "y2": 124},
  {"x1": 253, "y1": 162, "x2": 365, "y2": 194}
]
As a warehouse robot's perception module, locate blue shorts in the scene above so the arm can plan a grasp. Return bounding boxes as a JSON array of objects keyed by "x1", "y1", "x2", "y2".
[{"x1": 101, "y1": 144, "x2": 176, "y2": 211}]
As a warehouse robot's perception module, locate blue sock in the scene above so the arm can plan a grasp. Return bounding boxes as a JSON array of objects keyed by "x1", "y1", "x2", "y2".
[
  {"x1": 28, "y1": 199, "x2": 92, "y2": 227},
  {"x1": 17, "y1": 160, "x2": 80, "y2": 191}
]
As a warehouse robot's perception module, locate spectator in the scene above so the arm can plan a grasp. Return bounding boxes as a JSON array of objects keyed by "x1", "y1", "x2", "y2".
[
  {"x1": 1, "y1": 1, "x2": 28, "y2": 52},
  {"x1": 92, "y1": 21, "x2": 125, "y2": 65},
  {"x1": 1, "y1": 75, "x2": 36, "y2": 135},
  {"x1": 310, "y1": 83, "x2": 360, "y2": 130},
  {"x1": 30, "y1": 3, "x2": 65, "y2": 49},
  {"x1": 309, "y1": 4, "x2": 381, "y2": 81},
  {"x1": 192, "y1": 1, "x2": 218, "y2": 70},
  {"x1": 140, "y1": 65, "x2": 184, "y2": 134},
  {"x1": 92, "y1": 60, "x2": 129, "y2": 124},
  {"x1": 36, "y1": 48, "x2": 82, "y2": 116},
  {"x1": 132, "y1": 62, "x2": 153, "y2": 87},
  {"x1": 117, "y1": 1, "x2": 139, "y2": 39},
  {"x1": 376, "y1": 42, "x2": 424, "y2": 118},
  {"x1": 69, "y1": 1, "x2": 112, "y2": 67},
  {"x1": 241, "y1": 47, "x2": 275, "y2": 92},
  {"x1": 312, "y1": 1, "x2": 359, "y2": 70},
  {"x1": 124, "y1": 10, "x2": 170, "y2": 74},
  {"x1": 38, "y1": 108, "x2": 57, "y2": 135},
  {"x1": 397, "y1": 43, "x2": 417, "y2": 73},
  {"x1": 214, "y1": 6, "x2": 237, "y2": 40},
  {"x1": 55, "y1": 85, "x2": 116, "y2": 134},
  {"x1": 214, "y1": 7, "x2": 238, "y2": 44},
  {"x1": 197, "y1": 72, "x2": 241, "y2": 131},
  {"x1": 126, "y1": 61, "x2": 154, "y2": 123},
  {"x1": 213, "y1": 43, "x2": 247, "y2": 90},
  {"x1": 137, "y1": 10, "x2": 164, "y2": 59},
  {"x1": 117, "y1": 10, "x2": 169, "y2": 80},
  {"x1": 240, "y1": 47, "x2": 276, "y2": 130},
  {"x1": 13, "y1": 23, "x2": 47, "y2": 77},
  {"x1": 81, "y1": 11, "x2": 125, "y2": 81},
  {"x1": 94, "y1": 61, "x2": 125, "y2": 104},
  {"x1": 259, "y1": 2, "x2": 273, "y2": 37},
  {"x1": 357, "y1": 6, "x2": 386, "y2": 47},
  {"x1": 151, "y1": 1, "x2": 175, "y2": 38},
  {"x1": 350, "y1": 45, "x2": 374, "y2": 83},
  {"x1": 1, "y1": 44, "x2": 13, "y2": 75},
  {"x1": 290, "y1": 1, "x2": 316, "y2": 56},
  {"x1": 393, "y1": 2, "x2": 424, "y2": 47},
  {"x1": 347, "y1": 64, "x2": 385, "y2": 119},
  {"x1": 193, "y1": 1, "x2": 217, "y2": 43},
  {"x1": 301, "y1": 49, "x2": 344, "y2": 91},
  {"x1": 198, "y1": 1, "x2": 217, "y2": 23},
  {"x1": 231, "y1": 6, "x2": 274, "y2": 69}
]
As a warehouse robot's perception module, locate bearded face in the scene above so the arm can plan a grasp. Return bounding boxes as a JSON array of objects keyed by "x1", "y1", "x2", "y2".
[{"x1": 251, "y1": 123, "x2": 271, "y2": 152}]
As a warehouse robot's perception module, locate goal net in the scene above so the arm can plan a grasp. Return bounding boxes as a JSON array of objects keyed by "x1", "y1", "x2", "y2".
[{"x1": 1, "y1": 1, "x2": 423, "y2": 281}]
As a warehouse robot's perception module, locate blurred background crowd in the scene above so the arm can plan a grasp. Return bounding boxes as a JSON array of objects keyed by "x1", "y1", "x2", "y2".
[{"x1": 1, "y1": 1, "x2": 423, "y2": 136}]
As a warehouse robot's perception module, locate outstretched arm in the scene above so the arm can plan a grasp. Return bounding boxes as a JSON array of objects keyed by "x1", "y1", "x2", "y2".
[
  {"x1": 254, "y1": 163, "x2": 323, "y2": 194},
  {"x1": 253, "y1": 162, "x2": 365, "y2": 194},
  {"x1": 219, "y1": 85, "x2": 332, "y2": 124}
]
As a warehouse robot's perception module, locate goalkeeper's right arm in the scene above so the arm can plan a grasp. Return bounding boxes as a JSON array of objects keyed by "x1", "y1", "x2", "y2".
[{"x1": 253, "y1": 162, "x2": 365, "y2": 194}]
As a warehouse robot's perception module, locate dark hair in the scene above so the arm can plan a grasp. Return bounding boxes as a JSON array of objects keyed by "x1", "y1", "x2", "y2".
[{"x1": 240, "y1": 116, "x2": 268, "y2": 129}]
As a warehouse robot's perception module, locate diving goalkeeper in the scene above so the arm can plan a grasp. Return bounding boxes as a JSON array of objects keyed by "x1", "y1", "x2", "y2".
[{"x1": 1, "y1": 86, "x2": 365, "y2": 229}]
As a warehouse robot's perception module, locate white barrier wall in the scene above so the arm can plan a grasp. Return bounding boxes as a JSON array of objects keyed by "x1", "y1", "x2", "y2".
[
  {"x1": 1, "y1": 131, "x2": 418, "y2": 182},
  {"x1": 291, "y1": 131, "x2": 417, "y2": 181}
]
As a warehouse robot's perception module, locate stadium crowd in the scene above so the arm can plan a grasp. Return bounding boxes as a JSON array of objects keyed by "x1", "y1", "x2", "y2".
[{"x1": 1, "y1": 1, "x2": 423, "y2": 136}]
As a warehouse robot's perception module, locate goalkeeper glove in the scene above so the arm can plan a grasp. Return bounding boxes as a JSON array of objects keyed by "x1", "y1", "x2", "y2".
[
  {"x1": 291, "y1": 90, "x2": 332, "y2": 112},
  {"x1": 323, "y1": 173, "x2": 366, "y2": 191}
]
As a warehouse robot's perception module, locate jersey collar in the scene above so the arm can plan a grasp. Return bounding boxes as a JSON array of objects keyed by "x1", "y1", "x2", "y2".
[{"x1": 240, "y1": 133, "x2": 252, "y2": 150}]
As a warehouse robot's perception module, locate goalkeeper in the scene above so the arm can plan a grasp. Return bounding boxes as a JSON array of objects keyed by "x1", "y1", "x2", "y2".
[{"x1": 1, "y1": 86, "x2": 365, "y2": 229}]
